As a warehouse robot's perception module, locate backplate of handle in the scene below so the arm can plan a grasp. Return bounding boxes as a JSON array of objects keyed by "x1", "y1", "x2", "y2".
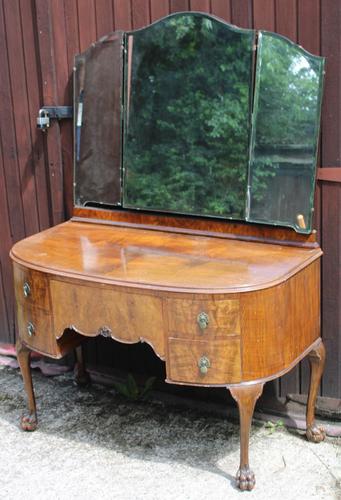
[
  {"x1": 198, "y1": 356, "x2": 210, "y2": 374},
  {"x1": 27, "y1": 322, "x2": 35, "y2": 337},
  {"x1": 23, "y1": 282, "x2": 31, "y2": 298},
  {"x1": 197, "y1": 312, "x2": 209, "y2": 330}
]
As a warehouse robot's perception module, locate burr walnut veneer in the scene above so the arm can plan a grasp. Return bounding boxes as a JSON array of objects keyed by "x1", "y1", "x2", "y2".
[{"x1": 11, "y1": 214, "x2": 326, "y2": 491}]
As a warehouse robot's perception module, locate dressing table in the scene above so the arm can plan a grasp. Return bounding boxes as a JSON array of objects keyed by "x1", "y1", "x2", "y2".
[{"x1": 11, "y1": 13, "x2": 326, "y2": 491}]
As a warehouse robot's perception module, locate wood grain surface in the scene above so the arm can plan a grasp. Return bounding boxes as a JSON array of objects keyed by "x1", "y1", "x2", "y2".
[
  {"x1": 167, "y1": 337, "x2": 241, "y2": 384},
  {"x1": 12, "y1": 241, "x2": 321, "y2": 385},
  {"x1": 11, "y1": 221, "x2": 321, "y2": 294},
  {"x1": 166, "y1": 296, "x2": 240, "y2": 338},
  {"x1": 50, "y1": 279, "x2": 165, "y2": 359},
  {"x1": 241, "y1": 260, "x2": 321, "y2": 380},
  {"x1": 73, "y1": 208, "x2": 318, "y2": 247}
]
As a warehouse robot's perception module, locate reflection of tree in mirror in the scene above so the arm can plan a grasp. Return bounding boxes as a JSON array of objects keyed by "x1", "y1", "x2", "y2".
[
  {"x1": 249, "y1": 33, "x2": 323, "y2": 229},
  {"x1": 255, "y1": 35, "x2": 319, "y2": 147},
  {"x1": 124, "y1": 14, "x2": 254, "y2": 218}
]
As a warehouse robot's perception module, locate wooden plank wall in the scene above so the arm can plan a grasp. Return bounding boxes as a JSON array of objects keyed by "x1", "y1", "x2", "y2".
[{"x1": 0, "y1": 0, "x2": 340, "y2": 398}]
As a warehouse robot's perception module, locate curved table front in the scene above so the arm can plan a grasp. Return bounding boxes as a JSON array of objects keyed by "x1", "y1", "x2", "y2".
[{"x1": 11, "y1": 219, "x2": 322, "y2": 385}]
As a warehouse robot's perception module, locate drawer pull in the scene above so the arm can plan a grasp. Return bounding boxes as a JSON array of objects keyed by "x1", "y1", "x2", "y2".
[
  {"x1": 27, "y1": 322, "x2": 35, "y2": 337},
  {"x1": 197, "y1": 312, "x2": 209, "y2": 330},
  {"x1": 198, "y1": 356, "x2": 210, "y2": 375},
  {"x1": 23, "y1": 282, "x2": 31, "y2": 298}
]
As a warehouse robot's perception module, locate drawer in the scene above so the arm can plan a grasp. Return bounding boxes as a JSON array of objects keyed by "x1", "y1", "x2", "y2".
[
  {"x1": 167, "y1": 338, "x2": 241, "y2": 384},
  {"x1": 166, "y1": 297, "x2": 240, "y2": 339},
  {"x1": 16, "y1": 302, "x2": 54, "y2": 355},
  {"x1": 14, "y1": 264, "x2": 50, "y2": 310}
]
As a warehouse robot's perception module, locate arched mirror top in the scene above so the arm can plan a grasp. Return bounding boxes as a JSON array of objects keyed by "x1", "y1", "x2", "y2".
[{"x1": 73, "y1": 11, "x2": 325, "y2": 234}]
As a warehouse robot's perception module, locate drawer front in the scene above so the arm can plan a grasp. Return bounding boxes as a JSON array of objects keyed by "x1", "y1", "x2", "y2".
[
  {"x1": 167, "y1": 338, "x2": 241, "y2": 384},
  {"x1": 16, "y1": 302, "x2": 55, "y2": 354},
  {"x1": 50, "y1": 280, "x2": 165, "y2": 359},
  {"x1": 166, "y1": 297, "x2": 240, "y2": 339},
  {"x1": 14, "y1": 264, "x2": 50, "y2": 310}
]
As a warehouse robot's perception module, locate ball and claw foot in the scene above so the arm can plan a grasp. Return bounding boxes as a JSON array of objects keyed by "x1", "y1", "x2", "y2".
[
  {"x1": 306, "y1": 425, "x2": 326, "y2": 443},
  {"x1": 20, "y1": 411, "x2": 37, "y2": 432},
  {"x1": 236, "y1": 466, "x2": 256, "y2": 491}
]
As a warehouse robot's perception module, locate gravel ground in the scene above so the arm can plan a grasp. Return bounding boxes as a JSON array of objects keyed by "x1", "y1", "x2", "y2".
[{"x1": 0, "y1": 365, "x2": 340, "y2": 500}]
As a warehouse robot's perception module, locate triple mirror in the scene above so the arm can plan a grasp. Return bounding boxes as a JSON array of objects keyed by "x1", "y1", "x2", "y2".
[{"x1": 74, "y1": 12, "x2": 324, "y2": 233}]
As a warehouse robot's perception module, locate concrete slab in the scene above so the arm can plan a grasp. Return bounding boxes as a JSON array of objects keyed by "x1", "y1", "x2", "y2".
[{"x1": 0, "y1": 365, "x2": 340, "y2": 500}]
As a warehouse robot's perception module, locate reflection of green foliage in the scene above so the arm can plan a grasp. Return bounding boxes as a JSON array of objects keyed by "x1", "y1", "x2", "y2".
[
  {"x1": 250, "y1": 33, "x2": 323, "y2": 226},
  {"x1": 124, "y1": 15, "x2": 254, "y2": 218},
  {"x1": 122, "y1": 15, "x2": 323, "y2": 227},
  {"x1": 255, "y1": 35, "x2": 319, "y2": 147}
]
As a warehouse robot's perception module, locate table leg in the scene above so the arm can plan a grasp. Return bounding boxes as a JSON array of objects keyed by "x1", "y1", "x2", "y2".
[
  {"x1": 74, "y1": 344, "x2": 90, "y2": 386},
  {"x1": 16, "y1": 338, "x2": 37, "y2": 431},
  {"x1": 229, "y1": 383, "x2": 264, "y2": 491},
  {"x1": 306, "y1": 340, "x2": 326, "y2": 443}
]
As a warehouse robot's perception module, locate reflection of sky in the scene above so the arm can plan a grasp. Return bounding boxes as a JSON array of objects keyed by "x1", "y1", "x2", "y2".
[{"x1": 289, "y1": 55, "x2": 316, "y2": 80}]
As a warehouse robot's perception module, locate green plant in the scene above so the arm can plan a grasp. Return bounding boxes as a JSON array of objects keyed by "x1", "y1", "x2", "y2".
[
  {"x1": 114, "y1": 374, "x2": 156, "y2": 401},
  {"x1": 264, "y1": 419, "x2": 285, "y2": 434}
]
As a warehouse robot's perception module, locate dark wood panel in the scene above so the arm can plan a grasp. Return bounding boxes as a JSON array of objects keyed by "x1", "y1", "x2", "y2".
[
  {"x1": 253, "y1": 0, "x2": 274, "y2": 30},
  {"x1": 231, "y1": 0, "x2": 252, "y2": 28},
  {"x1": 0, "y1": 0, "x2": 40, "y2": 344},
  {"x1": 77, "y1": 0, "x2": 97, "y2": 50},
  {"x1": 20, "y1": 0, "x2": 50, "y2": 232},
  {"x1": 297, "y1": 0, "x2": 321, "y2": 395},
  {"x1": 321, "y1": 0, "x2": 341, "y2": 166},
  {"x1": 321, "y1": 184, "x2": 341, "y2": 397},
  {"x1": 3, "y1": 0, "x2": 40, "y2": 237},
  {"x1": 298, "y1": 0, "x2": 320, "y2": 54},
  {"x1": 190, "y1": 0, "x2": 210, "y2": 11},
  {"x1": 275, "y1": 0, "x2": 297, "y2": 41},
  {"x1": 320, "y1": 0, "x2": 341, "y2": 398},
  {"x1": 150, "y1": 0, "x2": 169, "y2": 21},
  {"x1": 114, "y1": 0, "x2": 132, "y2": 30},
  {"x1": 35, "y1": 0, "x2": 65, "y2": 225},
  {"x1": 0, "y1": 264, "x2": 10, "y2": 343},
  {"x1": 131, "y1": 0, "x2": 150, "y2": 28},
  {"x1": 64, "y1": 0, "x2": 81, "y2": 73},
  {"x1": 210, "y1": 0, "x2": 231, "y2": 22},
  {"x1": 49, "y1": 0, "x2": 74, "y2": 219},
  {"x1": 95, "y1": 0, "x2": 115, "y2": 37},
  {"x1": 0, "y1": 154, "x2": 12, "y2": 342},
  {"x1": 170, "y1": 0, "x2": 190, "y2": 13},
  {"x1": 0, "y1": 1, "x2": 26, "y2": 242},
  {"x1": 63, "y1": 1, "x2": 81, "y2": 219}
]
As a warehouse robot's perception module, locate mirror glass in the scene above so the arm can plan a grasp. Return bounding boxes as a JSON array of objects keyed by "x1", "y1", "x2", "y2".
[
  {"x1": 74, "y1": 33, "x2": 123, "y2": 208},
  {"x1": 248, "y1": 32, "x2": 324, "y2": 232},
  {"x1": 123, "y1": 14, "x2": 255, "y2": 219},
  {"x1": 74, "y1": 13, "x2": 325, "y2": 233}
]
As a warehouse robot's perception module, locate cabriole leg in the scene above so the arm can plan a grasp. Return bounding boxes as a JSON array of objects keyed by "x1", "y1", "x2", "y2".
[
  {"x1": 306, "y1": 340, "x2": 326, "y2": 443},
  {"x1": 16, "y1": 338, "x2": 37, "y2": 431},
  {"x1": 230, "y1": 383, "x2": 264, "y2": 491},
  {"x1": 74, "y1": 344, "x2": 90, "y2": 386}
]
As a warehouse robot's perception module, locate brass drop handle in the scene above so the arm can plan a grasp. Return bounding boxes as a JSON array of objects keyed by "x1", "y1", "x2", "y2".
[
  {"x1": 27, "y1": 322, "x2": 35, "y2": 337},
  {"x1": 23, "y1": 282, "x2": 31, "y2": 298},
  {"x1": 197, "y1": 312, "x2": 209, "y2": 330},
  {"x1": 198, "y1": 356, "x2": 210, "y2": 375}
]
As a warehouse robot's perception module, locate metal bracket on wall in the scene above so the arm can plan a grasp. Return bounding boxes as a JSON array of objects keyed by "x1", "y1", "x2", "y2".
[{"x1": 37, "y1": 106, "x2": 73, "y2": 132}]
